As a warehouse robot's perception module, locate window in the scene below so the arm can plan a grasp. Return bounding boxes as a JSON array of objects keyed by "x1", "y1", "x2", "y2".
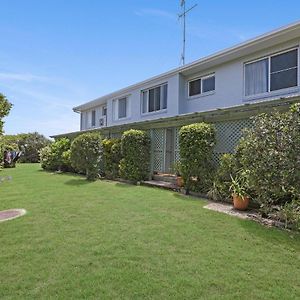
[
  {"x1": 102, "y1": 106, "x2": 107, "y2": 116},
  {"x1": 113, "y1": 97, "x2": 128, "y2": 120},
  {"x1": 118, "y1": 98, "x2": 127, "y2": 119},
  {"x1": 91, "y1": 110, "x2": 96, "y2": 127},
  {"x1": 188, "y1": 74, "x2": 215, "y2": 97},
  {"x1": 245, "y1": 48, "x2": 298, "y2": 96},
  {"x1": 142, "y1": 83, "x2": 168, "y2": 114}
]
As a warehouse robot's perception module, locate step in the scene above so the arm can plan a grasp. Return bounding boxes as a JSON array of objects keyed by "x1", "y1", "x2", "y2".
[
  {"x1": 142, "y1": 180, "x2": 178, "y2": 191},
  {"x1": 152, "y1": 173, "x2": 177, "y2": 184}
]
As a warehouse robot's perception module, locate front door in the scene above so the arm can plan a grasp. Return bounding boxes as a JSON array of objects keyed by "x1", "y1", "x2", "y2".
[{"x1": 164, "y1": 128, "x2": 174, "y2": 173}]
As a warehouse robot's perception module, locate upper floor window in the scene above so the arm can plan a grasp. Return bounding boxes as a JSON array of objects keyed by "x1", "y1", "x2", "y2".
[
  {"x1": 113, "y1": 97, "x2": 128, "y2": 120},
  {"x1": 91, "y1": 110, "x2": 96, "y2": 127},
  {"x1": 188, "y1": 74, "x2": 215, "y2": 97},
  {"x1": 102, "y1": 106, "x2": 107, "y2": 116},
  {"x1": 142, "y1": 83, "x2": 167, "y2": 114},
  {"x1": 245, "y1": 48, "x2": 298, "y2": 96}
]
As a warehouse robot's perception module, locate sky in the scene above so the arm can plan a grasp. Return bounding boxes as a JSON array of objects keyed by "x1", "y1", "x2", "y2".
[{"x1": 1, "y1": 0, "x2": 300, "y2": 138}]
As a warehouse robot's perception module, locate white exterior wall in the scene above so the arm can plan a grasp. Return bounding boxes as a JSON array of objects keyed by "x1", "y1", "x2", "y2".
[
  {"x1": 80, "y1": 39, "x2": 300, "y2": 131},
  {"x1": 181, "y1": 39, "x2": 300, "y2": 114}
]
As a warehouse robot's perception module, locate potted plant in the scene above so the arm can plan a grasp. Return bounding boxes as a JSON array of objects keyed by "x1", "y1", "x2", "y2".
[
  {"x1": 229, "y1": 174, "x2": 250, "y2": 210},
  {"x1": 173, "y1": 161, "x2": 184, "y2": 187}
]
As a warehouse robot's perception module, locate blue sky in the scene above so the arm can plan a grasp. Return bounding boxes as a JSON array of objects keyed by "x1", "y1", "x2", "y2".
[{"x1": 1, "y1": 0, "x2": 300, "y2": 137}]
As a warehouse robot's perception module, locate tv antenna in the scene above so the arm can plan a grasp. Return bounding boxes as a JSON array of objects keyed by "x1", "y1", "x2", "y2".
[{"x1": 178, "y1": 0, "x2": 197, "y2": 65}]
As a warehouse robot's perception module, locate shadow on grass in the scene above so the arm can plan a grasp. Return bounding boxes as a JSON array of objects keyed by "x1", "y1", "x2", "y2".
[
  {"x1": 115, "y1": 182, "x2": 136, "y2": 188},
  {"x1": 172, "y1": 192, "x2": 207, "y2": 203},
  {"x1": 64, "y1": 178, "x2": 92, "y2": 186}
]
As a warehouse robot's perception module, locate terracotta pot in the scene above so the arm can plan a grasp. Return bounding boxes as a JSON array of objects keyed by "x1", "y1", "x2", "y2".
[
  {"x1": 232, "y1": 194, "x2": 249, "y2": 211},
  {"x1": 176, "y1": 176, "x2": 184, "y2": 187}
]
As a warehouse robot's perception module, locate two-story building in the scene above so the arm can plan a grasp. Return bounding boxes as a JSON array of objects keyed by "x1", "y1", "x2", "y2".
[{"x1": 53, "y1": 21, "x2": 300, "y2": 174}]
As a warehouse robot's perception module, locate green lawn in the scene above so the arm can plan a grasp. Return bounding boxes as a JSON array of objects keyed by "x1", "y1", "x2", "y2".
[{"x1": 0, "y1": 164, "x2": 299, "y2": 299}]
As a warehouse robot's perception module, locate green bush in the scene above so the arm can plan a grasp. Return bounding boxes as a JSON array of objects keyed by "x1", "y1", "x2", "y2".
[
  {"x1": 119, "y1": 129, "x2": 150, "y2": 183},
  {"x1": 70, "y1": 133, "x2": 102, "y2": 180},
  {"x1": 102, "y1": 138, "x2": 122, "y2": 179},
  {"x1": 277, "y1": 200, "x2": 300, "y2": 231},
  {"x1": 209, "y1": 153, "x2": 238, "y2": 201},
  {"x1": 179, "y1": 123, "x2": 216, "y2": 193},
  {"x1": 238, "y1": 104, "x2": 300, "y2": 209},
  {"x1": 40, "y1": 138, "x2": 71, "y2": 171}
]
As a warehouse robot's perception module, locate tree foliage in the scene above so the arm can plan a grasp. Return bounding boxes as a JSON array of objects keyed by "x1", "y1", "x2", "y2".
[
  {"x1": 3, "y1": 132, "x2": 51, "y2": 163},
  {"x1": 0, "y1": 93, "x2": 12, "y2": 135},
  {"x1": 70, "y1": 133, "x2": 102, "y2": 180},
  {"x1": 119, "y1": 129, "x2": 150, "y2": 182}
]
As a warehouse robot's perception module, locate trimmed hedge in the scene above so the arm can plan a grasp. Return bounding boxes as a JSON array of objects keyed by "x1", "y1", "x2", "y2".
[
  {"x1": 102, "y1": 138, "x2": 122, "y2": 179},
  {"x1": 119, "y1": 129, "x2": 150, "y2": 183},
  {"x1": 70, "y1": 132, "x2": 102, "y2": 180},
  {"x1": 179, "y1": 123, "x2": 216, "y2": 193},
  {"x1": 40, "y1": 138, "x2": 71, "y2": 171}
]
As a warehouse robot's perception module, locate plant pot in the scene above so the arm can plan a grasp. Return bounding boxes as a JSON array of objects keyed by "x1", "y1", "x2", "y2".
[
  {"x1": 232, "y1": 194, "x2": 249, "y2": 211},
  {"x1": 176, "y1": 176, "x2": 184, "y2": 187}
]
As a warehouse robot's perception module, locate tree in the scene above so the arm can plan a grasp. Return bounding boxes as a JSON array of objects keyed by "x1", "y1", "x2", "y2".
[
  {"x1": 0, "y1": 93, "x2": 12, "y2": 166},
  {"x1": 0, "y1": 93, "x2": 12, "y2": 135},
  {"x1": 70, "y1": 133, "x2": 102, "y2": 180},
  {"x1": 3, "y1": 132, "x2": 51, "y2": 163}
]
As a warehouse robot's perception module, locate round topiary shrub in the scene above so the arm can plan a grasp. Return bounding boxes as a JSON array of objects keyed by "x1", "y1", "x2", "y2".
[
  {"x1": 70, "y1": 132, "x2": 102, "y2": 180},
  {"x1": 179, "y1": 122, "x2": 216, "y2": 193},
  {"x1": 119, "y1": 129, "x2": 150, "y2": 183},
  {"x1": 40, "y1": 138, "x2": 71, "y2": 171}
]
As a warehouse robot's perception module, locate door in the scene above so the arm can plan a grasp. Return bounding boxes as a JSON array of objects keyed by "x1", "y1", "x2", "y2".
[{"x1": 164, "y1": 128, "x2": 174, "y2": 173}]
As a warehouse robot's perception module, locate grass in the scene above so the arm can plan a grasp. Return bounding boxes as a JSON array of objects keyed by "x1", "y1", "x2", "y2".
[{"x1": 0, "y1": 164, "x2": 299, "y2": 299}]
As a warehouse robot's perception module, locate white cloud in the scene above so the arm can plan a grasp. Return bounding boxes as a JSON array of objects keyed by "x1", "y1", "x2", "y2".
[
  {"x1": 0, "y1": 72, "x2": 54, "y2": 83},
  {"x1": 134, "y1": 8, "x2": 176, "y2": 20}
]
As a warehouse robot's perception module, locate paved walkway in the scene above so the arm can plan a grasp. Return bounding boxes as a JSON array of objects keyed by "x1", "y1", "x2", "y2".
[{"x1": 204, "y1": 202, "x2": 257, "y2": 219}]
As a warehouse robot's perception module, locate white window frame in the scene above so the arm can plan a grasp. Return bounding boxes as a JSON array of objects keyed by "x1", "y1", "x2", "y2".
[
  {"x1": 141, "y1": 83, "x2": 168, "y2": 115},
  {"x1": 113, "y1": 97, "x2": 130, "y2": 121},
  {"x1": 244, "y1": 47, "x2": 299, "y2": 97},
  {"x1": 188, "y1": 73, "x2": 215, "y2": 99}
]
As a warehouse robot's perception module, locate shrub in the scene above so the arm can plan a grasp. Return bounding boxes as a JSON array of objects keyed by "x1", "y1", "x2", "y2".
[
  {"x1": 102, "y1": 138, "x2": 122, "y2": 179},
  {"x1": 277, "y1": 200, "x2": 300, "y2": 231},
  {"x1": 70, "y1": 133, "x2": 102, "y2": 180},
  {"x1": 40, "y1": 138, "x2": 71, "y2": 171},
  {"x1": 179, "y1": 123, "x2": 216, "y2": 193},
  {"x1": 209, "y1": 153, "x2": 238, "y2": 201},
  {"x1": 238, "y1": 104, "x2": 300, "y2": 209},
  {"x1": 119, "y1": 129, "x2": 150, "y2": 182}
]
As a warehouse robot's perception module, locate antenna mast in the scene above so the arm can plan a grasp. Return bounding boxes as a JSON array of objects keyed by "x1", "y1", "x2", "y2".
[{"x1": 178, "y1": 0, "x2": 197, "y2": 65}]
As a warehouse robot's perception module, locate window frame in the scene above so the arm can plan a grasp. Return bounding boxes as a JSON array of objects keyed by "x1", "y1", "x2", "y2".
[
  {"x1": 91, "y1": 110, "x2": 96, "y2": 127},
  {"x1": 188, "y1": 73, "x2": 215, "y2": 99},
  {"x1": 113, "y1": 97, "x2": 130, "y2": 121},
  {"x1": 244, "y1": 47, "x2": 299, "y2": 97},
  {"x1": 141, "y1": 83, "x2": 168, "y2": 115}
]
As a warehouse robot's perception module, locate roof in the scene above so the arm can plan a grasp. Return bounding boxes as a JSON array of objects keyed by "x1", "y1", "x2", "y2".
[{"x1": 73, "y1": 20, "x2": 300, "y2": 112}]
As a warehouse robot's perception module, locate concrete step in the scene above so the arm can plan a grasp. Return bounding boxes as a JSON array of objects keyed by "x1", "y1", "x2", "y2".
[
  {"x1": 142, "y1": 180, "x2": 178, "y2": 191},
  {"x1": 153, "y1": 173, "x2": 177, "y2": 184}
]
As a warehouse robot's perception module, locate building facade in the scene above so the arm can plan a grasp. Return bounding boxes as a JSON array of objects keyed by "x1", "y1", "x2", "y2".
[{"x1": 54, "y1": 22, "x2": 300, "y2": 174}]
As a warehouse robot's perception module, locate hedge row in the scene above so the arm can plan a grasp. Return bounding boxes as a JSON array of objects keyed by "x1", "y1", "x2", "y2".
[{"x1": 40, "y1": 129, "x2": 150, "y2": 182}]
